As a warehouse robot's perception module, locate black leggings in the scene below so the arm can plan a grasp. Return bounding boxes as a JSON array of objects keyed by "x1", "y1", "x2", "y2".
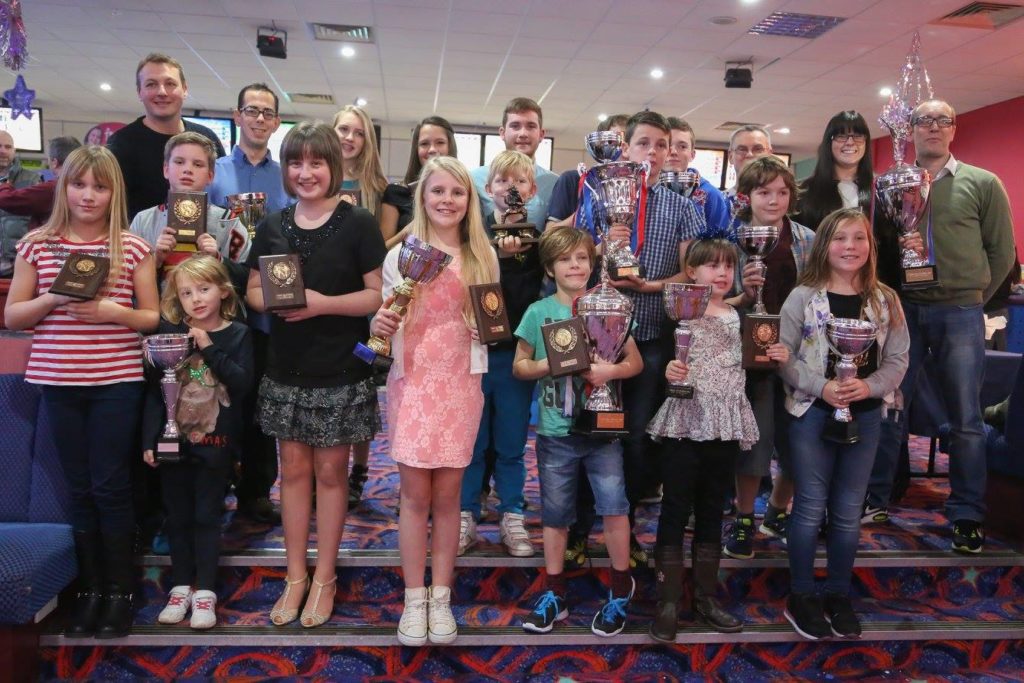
[{"x1": 655, "y1": 438, "x2": 738, "y2": 546}]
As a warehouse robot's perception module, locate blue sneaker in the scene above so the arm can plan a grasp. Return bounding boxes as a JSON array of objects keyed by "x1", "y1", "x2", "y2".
[
  {"x1": 522, "y1": 590, "x2": 567, "y2": 633},
  {"x1": 591, "y1": 578, "x2": 634, "y2": 637},
  {"x1": 151, "y1": 530, "x2": 170, "y2": 555}
]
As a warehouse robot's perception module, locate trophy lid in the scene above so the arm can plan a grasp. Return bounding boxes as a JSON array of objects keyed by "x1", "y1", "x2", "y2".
[
  {"x1": 574, "y1": 281, "x2": 634, "y2": 317},
  {"x1": 585, "y1": 131, "x2": 623, "y2": 164},
  {"x1": 879, "y1": 31, "x2": 935, "y2": 164}
]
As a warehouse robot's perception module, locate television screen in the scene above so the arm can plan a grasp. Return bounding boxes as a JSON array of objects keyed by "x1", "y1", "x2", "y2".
[
  {"x1": 482, "y1": 134, "x2": 553, "y2": 171},
  {"x1": 691, "y1": 148, "x2": 726, "y2": 190},
  {"x1": 0, "y1": 107, "x2": 43, "y2": 153},
  {"x1": 183, "y1": 116, "x2": 234, "y2": 153},
  {"x1": 266, "y1": 121, "x2": 296, "y2": 163}
]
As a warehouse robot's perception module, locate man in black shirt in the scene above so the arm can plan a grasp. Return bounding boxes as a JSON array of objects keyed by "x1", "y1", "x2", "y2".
[{"x1": 107, "y1": 53, "x2": 225, "y2": 220}]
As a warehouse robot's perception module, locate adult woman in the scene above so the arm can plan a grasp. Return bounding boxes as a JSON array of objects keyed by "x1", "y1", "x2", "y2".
[{"x1": 793, "y1": 111, "x2": 873, "y2": 232}]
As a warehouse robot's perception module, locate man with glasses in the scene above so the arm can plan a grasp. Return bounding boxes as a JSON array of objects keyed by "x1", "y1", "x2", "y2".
[
  {"x1": 727, "y1": 125, "x2": 772, "y2": 195},
  {"x1": 866, "y1": 99, "x2": 1015, "y2": 554},
  {"x1": 208, "y1": 83, "x2": 290, "y2": 213},
  {"x1": 108, "y1": 53, "x2": 226, "y2": 220}
]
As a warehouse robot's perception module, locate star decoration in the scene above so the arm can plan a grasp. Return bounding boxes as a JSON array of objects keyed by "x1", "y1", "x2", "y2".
[{"x1": 3, "y1": 73, "x2": 33, "y2": 120}]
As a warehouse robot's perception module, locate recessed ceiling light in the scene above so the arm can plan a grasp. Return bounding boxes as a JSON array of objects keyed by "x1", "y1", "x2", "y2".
[
  {"x1": 776, "y1": 127, "x2": 791, "y2": 135},
  {"x1": 650, "y1": 68, "x2": 664, "y2": 79},
  {"x1": 879, "y1": 86, "x2": 893, "y2": 97},
  {"x1": 340, "y1": 46, "x2": 355, "y2": 58},
  {"x1": 597, "y1": 113, "x2": 608, "y2": 122},
  {"x1": 741, "y1": 0, "x2": 760, "y2": 4},
  {"x1": 355, "y1": 97, "x2": 367, "y2": 107},
  {"x1": 99, "y1": 83, "x2": 112, "y2": 92}
]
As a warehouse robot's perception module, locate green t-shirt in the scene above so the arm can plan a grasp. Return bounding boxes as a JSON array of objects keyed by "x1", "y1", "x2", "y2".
[{"x1": 515, "y1": 295, "x2": 584, "y2": 438}]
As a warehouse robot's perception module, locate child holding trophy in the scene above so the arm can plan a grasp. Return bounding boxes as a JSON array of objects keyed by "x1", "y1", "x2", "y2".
[
  {"x1": 143, "y1": 255, "x2": 253, "y2": 630},
  {"x1": 369, "y1": 156, "x2": 498, "y2": 646},
  {"x1": 5, "y1": 146, "x2": 160, "y2": 638},
  {"x1": 246, "y1": 122, "x2": 386, "y2": 628},
  {"x1": 778, "y1": 208, "x2": 908, "y2": 640}
]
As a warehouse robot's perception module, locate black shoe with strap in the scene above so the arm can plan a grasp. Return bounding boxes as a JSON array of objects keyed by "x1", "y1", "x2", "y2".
[{"x1": 65, "y1": 529, "x2": 104, "y2": 638}]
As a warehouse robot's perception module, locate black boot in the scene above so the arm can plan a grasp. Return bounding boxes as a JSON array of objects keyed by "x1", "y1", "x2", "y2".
[
  {"x1": 692, "y1": 542, "x2": 743, "y2": 633},
  {"x1": 65, "y1": 530, "x2": 104, "y2": 638},
  {"x1": 95, "y1": 532, "x2": 135, "y2": 639},
  {"x1": 649, "y1": 545, "x2": 685, "y2": 643}
]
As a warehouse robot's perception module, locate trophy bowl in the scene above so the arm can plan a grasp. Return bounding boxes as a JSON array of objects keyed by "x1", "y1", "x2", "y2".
[
  {"x1": 658, "y1": 169, "x2": 700, "y2": 198},
  {"x1": 574, "y1": 282, "x2": 633, "y2": 435},
  {"x1": 143, "y1": 333, "x2": 194, "y2": 462},
  {"x1": 736, "y1": 225, "x2": 781, "y2": 316},
  {"x1": 875, "y1": 163, "x2": 936, "y2": 288},
  {"x1": 585, "y1": 131, "x2": 623, "y2": 164},
  {"x1": 663, "y1": 283, "x2": 712, "y2": 399},
  {"x1": 823, "y1": 317, "x2": 878, "y2": 443},
  {"x1": 142, "y1": 333, "x2": 193, "y2": 374}
]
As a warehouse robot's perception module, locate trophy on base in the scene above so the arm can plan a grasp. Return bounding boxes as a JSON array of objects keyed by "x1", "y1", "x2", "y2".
[
  {"x1": 354, "y1": 235, "x2": 453, "y2": 371},
  {"x1": 658, "y1": 169, "x2": 701, "y2": 199},
  {"x1": 168, "y1": 191, "x2": 207, "y2": 247},
  {"x1": 142, "y1": 334, "x2": 194, "y2": 464},
  {"x1": 225, "y1": 192, "x2": 267, "y2": 239},
  {"x1": 490, "y1": 186, "x2": 537, "y2": 245},
  {"x1": 663, "y1": 283, "x2": 712, "y2": 399},
  {"x1": 737, "y1": 225, "x2": 781, "y2": 369},
  {"x1": 822, "y1": 318, "x2": 878, "y2": 444},
  {"x1": 875, "y1": 31, "x2": 938, "y2": 291}
]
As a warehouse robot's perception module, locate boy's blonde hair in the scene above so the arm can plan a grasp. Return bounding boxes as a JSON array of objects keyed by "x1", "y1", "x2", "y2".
[
  {"x1": 332, "y1": 105, "x2": 387, "y2": 215},
  {"x1": 487, "y1": 150, "x2": 535, "y2": 186},
  {"x1": 163, "y1": 131, "x2": 217, "y2": 169},
  {"x1": 23, "y1": 146, "x2": 130, "y2": 294},
  {"x1": 160, "y1": 254, "x2": 239, "y2": 324},
  {"x1": 538, "y1": 226, "x2": 595, "y2": 278}
]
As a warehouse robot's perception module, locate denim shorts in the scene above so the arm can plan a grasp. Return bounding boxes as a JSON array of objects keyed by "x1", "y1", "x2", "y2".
[{"x1": 535, "y1": 433, "x2": 629, "y2": 528}]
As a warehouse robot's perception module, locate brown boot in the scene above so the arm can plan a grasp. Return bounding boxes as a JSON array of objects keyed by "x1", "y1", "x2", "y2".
[
  {"x1": 649, "y1": 545, "x2": 685, "y2": 642},
  {"x1": 692, "y1": 542, "x2": 742, "y2": 633}
]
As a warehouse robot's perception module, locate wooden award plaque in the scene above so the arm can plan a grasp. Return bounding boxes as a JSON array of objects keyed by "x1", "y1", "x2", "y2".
[
  {"x1": 167, "y1": 191, "x2": 208, "y2": 244},
  {"x1": 469, "y1": 283, "x2": 513, "y2": 344},
  {"x1": 49, "y1": 253, "x2": 111, "y2": 300},
  {"x1": 259, "y1": 254, "x2": 307, "y2": 311},
  {"x1": 541, "y1": 317, "x2": 590, "y2": 378},
  {"x1": 742, "y1": 313, "x2": 781, "y2": 369}
]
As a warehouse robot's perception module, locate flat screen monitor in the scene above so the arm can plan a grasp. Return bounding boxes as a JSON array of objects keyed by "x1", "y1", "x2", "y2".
[
  {"x1": 183, "y1": 116, "x2": 234, "y2": 153},
  {"x1": 0, "y1": 107, "x2": 43, "y2": 153},
  {"x1": 691, "y1": 148, "x2": 727, "y2": 190},
  {"x1": 482, "y1": 134, "x2": 553, "y2": 171}
]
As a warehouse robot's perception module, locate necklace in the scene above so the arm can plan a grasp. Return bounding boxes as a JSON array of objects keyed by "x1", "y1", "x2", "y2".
[
  {"x1": 188, "y1": 362, "x2": 217, "y2": 388},
  {"x1": 282, "y1": 204, "x2": 346, "y2": 265}
]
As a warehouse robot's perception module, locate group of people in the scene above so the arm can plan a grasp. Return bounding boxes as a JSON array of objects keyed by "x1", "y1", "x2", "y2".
[{"x1": 0, "y1": 50, "x2": 1015, "y2": 645}]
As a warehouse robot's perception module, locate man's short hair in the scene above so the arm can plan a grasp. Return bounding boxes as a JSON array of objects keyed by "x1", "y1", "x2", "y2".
[
  {"x1": 136, "y1": 53, "x2": 186, "y2": 90},
  {"x1": 237, "y1": 82, "x2": 279, "y2": 112},
  {"x1": 163, "y1": 131, "x2": 217, "y2": 168},
  {"x1": 912, "y1": 99, "x2": 957, "y2": 120},
  {"x1": 625, "y1": 111, "x2": 671, "y2": 143},
  {"x1": 597, "y1": 114, "x2": 630, "y2": 133},
  {"x1": 501, "y1": 97, "x2": 543, "y2": 128},
  {"x1": 667, "y1": 116, "x2": 696, "y2": 145},
  {"x1": 47, "y1": 136, "x2": 82, "y2": 165},
  {"x1": 729, "y1": 124, "x2": 772, "y2": 150},
  {"x1": 487, "y1": 150, "x2": 535, "y2": 185}
]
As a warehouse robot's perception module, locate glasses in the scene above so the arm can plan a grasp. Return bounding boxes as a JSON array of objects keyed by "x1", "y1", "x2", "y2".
[
  {"x1": 911, "y1": 115, "x2": 955, "y2": 129},
  {"x1": 832, "y1": 133, "x2": 867, "y2": 144},
  {"x1": 240, "y1": 106, "x2": 278, "y2": 120},
  {"x1": 732, "y1": 145, "x2": 766, "y2": 156}
]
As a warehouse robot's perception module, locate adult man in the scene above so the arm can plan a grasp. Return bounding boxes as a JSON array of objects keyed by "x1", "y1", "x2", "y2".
[
  {"x1": 0, "y1": 130, "x2": 41, "y2": 277},
  {"x1": 107, "y1": 53, "x2": 226, "y2": 220},
  {"x1": 866, "y1": 99, "x2": 1015, "y2": 554},
  {"x1": 726, "y1": 125, "x2": 773, "y2": 197},
  {"x1": 665, "y1": 117, "x2": 731, "y2": 231},
  {"x1": 0, "y1": 136, "x2": 80, "y2": 234},
  {"x1": 208, "y1": 83, "x2": 290, "y2": 213},
  {"x1": 470, "y1": 98, "x2": 558, "y2": 223}
]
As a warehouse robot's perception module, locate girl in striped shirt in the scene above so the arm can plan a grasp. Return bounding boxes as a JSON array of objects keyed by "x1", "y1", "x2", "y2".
[{"x1": 5, "y1": 145, "x2": 160, "y2": 639}]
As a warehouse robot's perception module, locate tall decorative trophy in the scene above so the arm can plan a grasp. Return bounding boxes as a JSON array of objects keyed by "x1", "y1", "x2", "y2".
[
  {"x1": 823, "y1": 318, "x2": 878, "y2": 444},
  {"x1": 737, "y1": 225, "x2": 781, "y2": 369},
  {"x1": 663, "y1": 283, "x2": 712, "y2": 399},
  {"x1": 142, "y1": 334, "x2": 194, "y2": 463},
  {"x1": 225, "y1": 192, "x2": 267, "y2": 239},
  {"x1": 354, "y1": 235, "x2": 452, "y2": 370},
  {"x1": 572, "y1": 281, "x2": 633, "y2": 438},
  {"x1": 875, "y1": 32, "x2": 938, "y2": 290}
]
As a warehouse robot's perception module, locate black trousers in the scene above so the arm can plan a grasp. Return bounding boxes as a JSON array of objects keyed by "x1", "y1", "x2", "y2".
[
  {"x1": 236, "y1": 328, "x2": 278, "y2": 505},
  {"x1": 655, "y1": 438, "x2": 739, "y2": 546}
]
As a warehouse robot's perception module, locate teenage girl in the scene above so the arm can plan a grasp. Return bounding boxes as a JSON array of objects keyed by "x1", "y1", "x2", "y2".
[
  {"x1": 5, "y1": 145, "x2": 160, "y2": 638},
  {"x1": 246, "y1": 122, "x2": 386, "y2": 628}
]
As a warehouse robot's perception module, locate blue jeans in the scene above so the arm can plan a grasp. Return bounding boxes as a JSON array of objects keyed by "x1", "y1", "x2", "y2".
[
  {"x1": 460, "y1": 348, "x2": 535, "y2": 518},
  {"x1": 788, "y1": 404, "x2": 881, "y2": 594},
  {"x1": 535, "y1": 433, "x2": 629, "y2": 528},
  {"x1": 867, "y1": 301, "x2": 986, "y2": 522},
  {"x1": 42, "y1": 382, "x2": 144, "y2": 535}
]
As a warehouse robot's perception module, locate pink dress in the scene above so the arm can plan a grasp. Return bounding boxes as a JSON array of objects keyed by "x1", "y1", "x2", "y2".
[{"x1": 387, "y1": 255, "x2": 483, "y2": 468}]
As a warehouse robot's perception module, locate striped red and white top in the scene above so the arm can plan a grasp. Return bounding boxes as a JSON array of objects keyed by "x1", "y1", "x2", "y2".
[{"x1": 17, "y1": 232, "x2": 152, "y2": 386}]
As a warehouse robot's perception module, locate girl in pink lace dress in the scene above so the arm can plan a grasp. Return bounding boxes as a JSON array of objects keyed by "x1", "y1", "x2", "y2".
[{"x1": 370, "y1": 156, "x2": 498, "y2": 646}]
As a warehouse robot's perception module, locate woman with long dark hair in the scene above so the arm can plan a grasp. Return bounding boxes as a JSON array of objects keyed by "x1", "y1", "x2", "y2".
[{"x1": 793, "y1": 111, "x2": 873, "y2": 232}]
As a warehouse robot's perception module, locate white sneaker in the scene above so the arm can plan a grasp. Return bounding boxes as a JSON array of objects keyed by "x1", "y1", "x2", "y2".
[
  {"x1": 428, "y1": 585, "x2": 457, "y2": 644},
  {"x1": 457, "y1": 511, "x2": 477, "y2": 556},
  {"x1": 397, "y1": 587, "x2": 428, "y2": 646},
  {"x1": 189, "y1": 590, "x2": 217, "y2": 630},
  {"x1": 157, "y1": 585, "x2": 193, "y2": 624},
  {"x1": 499, "y1": 512, "x2": 535, "y2": 557}
]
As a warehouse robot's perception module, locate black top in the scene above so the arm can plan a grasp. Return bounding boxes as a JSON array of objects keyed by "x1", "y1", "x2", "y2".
[
  {"x1": 813, "y1": 291, "x2": 881, "y2": 414},
  {"x1": 761, "y1": 220, "x2": 798, "y2": 315},
  {"x1": 383, "y1": 183, "x2": 414, "y2": 232},
  {"x1": 107, "y1": 117, "x2": 227, "y2": 220},
  {"x1": 142, "y1": 319, "x2": 253, "y2": 464},
  {"x1": 546, "y1": 169, "x2": 582, "y2": 224},
  {"x1": 247, "y1": 202, "x2": 387, "y2": 388},
  {"x1": 486, "y1": 214, "x2": 543, "y2": 353}
]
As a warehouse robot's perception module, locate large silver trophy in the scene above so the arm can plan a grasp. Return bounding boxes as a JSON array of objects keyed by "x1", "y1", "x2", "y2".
[
  {"x1": 737, "y1": 225, "x2": 782, "y2": 369},
  {"x1": 225, "y1": 192, "x2": 267, "y2": 240},
  {"x1": 875, "y1": 32, "x2": 937, "y2": 290},
  {"x1": 823, "y1": 318, "x2": 879, "y2": 444},
  {"x1": 354, "y1": 235, "x2": 452, "y2": 370},
  {"x1": 658, "y1": 169, "x2": 700, "y2": 199},
  {"x1": 142, "y1": 334, "x2": 194, "y2": 463},
  {"x1": 663, "y1": 283, "x2": 711, "y2": 399}
]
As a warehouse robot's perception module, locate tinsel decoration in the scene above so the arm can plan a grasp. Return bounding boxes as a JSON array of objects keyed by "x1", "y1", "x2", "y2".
[{"x1": 0, "y1": 0, "x2": 27, "y2": 71}]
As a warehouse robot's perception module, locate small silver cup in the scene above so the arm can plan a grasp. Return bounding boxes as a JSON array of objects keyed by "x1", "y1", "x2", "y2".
[
  {"x1": 663, "y1": 283, "x2": 712, "y2": 399},
  {"x1": 142, "y1": 334, "x2": 194, "y2": 462},
  {"x1": 823, "y1": 318, "x2": 878, "y2": 444}
]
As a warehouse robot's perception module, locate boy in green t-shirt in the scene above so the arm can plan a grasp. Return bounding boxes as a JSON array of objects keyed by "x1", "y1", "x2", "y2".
[{"x1": 512, "y1": 226, "x2": 642, "y2": 637}]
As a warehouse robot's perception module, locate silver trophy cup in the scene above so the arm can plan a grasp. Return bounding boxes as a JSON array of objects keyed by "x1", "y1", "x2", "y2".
[
  {"x1": 823, "y1": 318, "x2": 878, "y2": 444},
  {"x1": 875, "y1": 164, "x2": 934, "y2": 288},
  {"x1": 736, "y1": 225, "x2": 781, "y2": 315},
  {"x1": 142, "y1": 334, "x2": 194, "y2": 463},
  {"x1": 225, "y1": 192, "x2": 267, "y2": 239},
  {"x1": 585, "y1": 131, "x2": 624, "y2": 164},
  {"x1": 590, "y1": 161, "x2": 647, "y2": 281},
  {"x1": 354, "y1": 235, "x2": 453, "y2": 370},
  {"x1": 663, "y1": 283, "x2": 712, "y2": 399},
  {"x1": 658, "y1": 169, "x2": 701, "y2": 199}
]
